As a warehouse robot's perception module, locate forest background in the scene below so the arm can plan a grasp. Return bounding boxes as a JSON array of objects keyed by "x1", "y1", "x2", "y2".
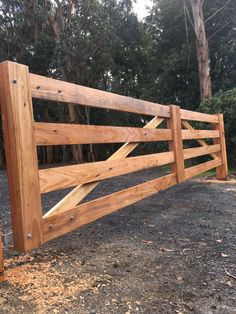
[{"x1": 0, "y1": 0, "x2": 235, "y2": 167}]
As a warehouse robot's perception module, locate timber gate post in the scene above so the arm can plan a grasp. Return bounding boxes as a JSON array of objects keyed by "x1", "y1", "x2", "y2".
[
  {"x1": 213, "y1": 113, "x2": 228, "y2": 180},
  {"x1": 0, "y1": 61, "x2": 43, "y2": 252},
  {"x1": 168, "y1": 105, "x2": 185, "y2": 183}
]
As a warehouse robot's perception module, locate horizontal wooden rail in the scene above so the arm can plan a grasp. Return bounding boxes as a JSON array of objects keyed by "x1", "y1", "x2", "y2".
[
  {"x1": 30, "y1": 74, "x2": 170, "y2": 118},
  {"x1": 185, "y1": 158, "x2": 222, "y2": 180},
  {"x1": 182, "y1": 130, "x2": 219, "y2": 140},
  {"x1": 30, "y1": 74, "x2": 218, "y2": 123},
  {"x1": 183, "y1": 144, "x2": 220, "y2": 160},
  {"x1": 40, "y1": 152, "x2": 175, "y2": 193},
  {"x1": 182, "y1": 120, "x2": 218, "y2": 159},
  {"x1": 34, "y1": 123, "x2": 172, "y2": 145},
  {"x1": 34, "y1": 123, "x2": 219, "y2": 146},
  {"x1": 180, "y1": 109, "x2": 218, "y2": 123},
  {"x1": 43, "y1": 174, "x2": 177, "y2": 242},
  {"x1": 42, "y1": 156, "x2": 223, "y2": 242},
  {"x1": 40, "y1": 144, "x2": 220, "y2": 194}
]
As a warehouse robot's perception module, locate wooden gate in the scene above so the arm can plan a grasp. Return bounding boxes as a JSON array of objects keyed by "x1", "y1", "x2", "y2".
[{"x1": 0, "y1": 61, "x2": 228, "y2": 253}]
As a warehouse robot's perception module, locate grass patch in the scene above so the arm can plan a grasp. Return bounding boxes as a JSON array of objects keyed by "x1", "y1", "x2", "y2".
[{"x1": 197, "y1": 167, "x2": 236, "y2": 178}]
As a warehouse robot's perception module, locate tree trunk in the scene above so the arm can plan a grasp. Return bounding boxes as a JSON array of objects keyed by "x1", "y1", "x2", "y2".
[
  {"x1": 85, "y1": 107, "x2": 96, "y2": 162},
  {"x1": 49, "y1": 1, "x2": 84, "y2": 164},
  {"x1": 191, "y1": 0, "x2": 212, "y2": 101},
  {"x1": 68, "y1": 103, "x2": 84, "y2": 163},
  {"x1": 43, "y1": 105, "x2": 53, "y2": 164}
]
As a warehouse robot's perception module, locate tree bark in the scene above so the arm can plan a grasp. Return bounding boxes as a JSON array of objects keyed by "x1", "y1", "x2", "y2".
[
  {"x1": 49, "y1": 0, "x2": 84, "y2": 164},
  {"x1": 43, "y1": 105, "x2": 53, "y2": 163},
  {"x1": 68, "y1": 103, "x2": 84, "y2": 163},
  {"x1": 191, "y1": 0, "x2": 212, "y2": 101}
]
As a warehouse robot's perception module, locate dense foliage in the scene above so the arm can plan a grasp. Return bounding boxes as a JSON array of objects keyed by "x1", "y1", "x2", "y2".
[
  {"x1": 0, "y1": 0, "x2": 235, "y2": 166},
  {"x1": 199, "y1": 89, "x2": 236, "y2": 166}
]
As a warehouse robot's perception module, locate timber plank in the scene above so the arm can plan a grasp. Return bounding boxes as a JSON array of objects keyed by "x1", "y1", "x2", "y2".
[
  {"x1": 183, "y1": 144, "x2": 220, "y2": 160},
  {"x1": 30, "y1": 74, "x2": 170, "y2": 118},
  {"x1": 35, "y1": 122, "x2": 172, "y2": 145},
  {"x1": 30, "y1": 74, "x2": 218, "y2": 123},
  {"x1": 0, "y1": 61, "x2": 43, "y2": 252},
  {"x1": 181, "y1": 120, "x2": 218, "y2": 159},
  {"x1": 39, "y1": 151, "x2": 174, "y2": 193},
  {"x1": 109, "y1": 117, "x2": 164, "y2": 159},
  {"x1": 180, "y1": 109, "x2": 218, "y2": 123},
  {"x1": 43, "y1": 174, "x2": 177, "y2": 242},
  {"x1": 182, "y1": 129, "x2": 219, "y2": 140},
  {"x1": 43, "y1": 117, "x2": 164, "y2": 217},
  {"x1": 185, "y1": 158, "x2": 222, "y2": 180}
]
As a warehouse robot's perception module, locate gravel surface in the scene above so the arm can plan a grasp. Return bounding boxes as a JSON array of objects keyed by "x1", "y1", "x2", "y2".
[{"x1": 0, "y1": 169, "x2": 235, "y2": 314}]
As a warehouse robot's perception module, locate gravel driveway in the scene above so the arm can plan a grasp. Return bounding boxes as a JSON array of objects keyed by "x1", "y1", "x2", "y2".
[{"x1": 0, "y1": 169, "x2": 235, "y2": 313}]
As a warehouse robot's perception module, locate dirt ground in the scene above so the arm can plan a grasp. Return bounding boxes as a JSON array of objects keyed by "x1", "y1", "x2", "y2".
[{"x1": 0, "y1": 169, "x2": 235, "y2": 314}]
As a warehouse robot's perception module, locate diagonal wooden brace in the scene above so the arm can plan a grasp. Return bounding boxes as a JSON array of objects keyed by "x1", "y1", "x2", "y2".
[
  {"x1": 44, "y1": 116, "x2": 164, "y2": 218},
  {"x1": 181, "y1": 120, "x2": 218, "y2": 159}
]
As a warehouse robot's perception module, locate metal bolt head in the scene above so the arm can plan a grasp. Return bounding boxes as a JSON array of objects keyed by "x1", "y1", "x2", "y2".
[
  {"x1": 70, "y1": 215, "x2": 75, "y2": 221},
  {"x1": 26, "y1": 233, "x2": 32, "y2": 239}
]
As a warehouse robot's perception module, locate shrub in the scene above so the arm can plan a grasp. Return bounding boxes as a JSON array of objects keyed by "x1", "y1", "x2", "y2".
[{"x1": 199, "y1": 88, "x2": 236, "y2": 167}]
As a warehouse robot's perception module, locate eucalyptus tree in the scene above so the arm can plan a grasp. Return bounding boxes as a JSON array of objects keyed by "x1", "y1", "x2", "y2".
[{"x1": 0, "y1": 0, "x2": 144, "y2": 163}]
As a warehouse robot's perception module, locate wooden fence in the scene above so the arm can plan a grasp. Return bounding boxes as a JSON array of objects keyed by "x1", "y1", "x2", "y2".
[{"x1": 0, "y1": 61, "x2": 228, "y2": 253}]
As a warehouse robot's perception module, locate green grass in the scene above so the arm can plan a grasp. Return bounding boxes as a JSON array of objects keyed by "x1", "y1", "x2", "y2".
[
  {"x1": 197, "y1": 169, "x2": 216, "y2": 177},
  {"x1": 156, "y1": 163, "x2": 235, "y2": 178},
  {"x1": 197, "y1": 167, "x2": 236, "y2": 178}
]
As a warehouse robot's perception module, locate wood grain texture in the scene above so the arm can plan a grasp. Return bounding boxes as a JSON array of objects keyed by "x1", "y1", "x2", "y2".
[
  {"x1": 109, "y1": 117, "x2": 164, "y2": 160},
  {"x1": 43, "y1": 117, "x2": 164, "y2": 217},
  {"x1": 30, "y1": 74, "x2": 218, "y2": 123},
  {"x1": 213, "y1": 114, "x2": 228, "y2": 180},
  {"x1": 182, "y1": 129, "x2": 219, "y2": 140},
  {"x1": 0, "y1": 61, "x2": 43, "y2": 252},
  {"x1": 183, "y1": 144, "x2": 220, "y2": 160},
  {"x1": 180, "y1": 108, "x2": 218, "y2": 123},
  {"x1": 43, "y1": 174, "x2": 177, "y2": 242},
  {"x1": 168, "y1": 105, "x2": 185, "y2": 183},
  {"x1": 35, "y1": 122, "x2": 172, "y2": 145},
  {"x1": 30, "y1": 73, "x2": 170, "y2": 118},
  {"x1": 40, "y1": 151, "x2": 174, "y2": 193},
  {"x1": 181, "y1": 120, "x2": 218, "y2": 159},
  {"x1": 185, "y1": 158, "x2": 222, "y2": 180}
]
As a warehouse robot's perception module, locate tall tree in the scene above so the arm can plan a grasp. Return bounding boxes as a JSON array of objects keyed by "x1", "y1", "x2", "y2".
[
  {"x1": 144, "y1": 0, "x2": 200, "y2": 108},
  {"x1": 189, "y1": 0, "x2": 212, "y2": 101}
]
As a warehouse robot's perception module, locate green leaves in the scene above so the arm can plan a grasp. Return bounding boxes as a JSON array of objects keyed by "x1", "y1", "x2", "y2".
[{"x1": 199, "y1": 88, "x2": 236, "y2": 166}]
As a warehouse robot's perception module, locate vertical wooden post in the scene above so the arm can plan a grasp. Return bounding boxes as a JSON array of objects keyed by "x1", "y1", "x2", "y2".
[
  {"x1": 0, "y1": 231, "x2": 4, "y2": 282},
  {"x1": 168, "y1": 105, "x2": 185, "y2": 183},
  {"x1": 213, "y1": 114, "x2": 228, "y2": 180},
  {"x1": 0, "y1": 61, "x2": 43, "y2": 252}
]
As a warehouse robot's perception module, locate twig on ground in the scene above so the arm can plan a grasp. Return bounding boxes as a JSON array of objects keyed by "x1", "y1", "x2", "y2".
[{"x1": 225, "y1": 269, "x2": 236, "y2": 280}]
